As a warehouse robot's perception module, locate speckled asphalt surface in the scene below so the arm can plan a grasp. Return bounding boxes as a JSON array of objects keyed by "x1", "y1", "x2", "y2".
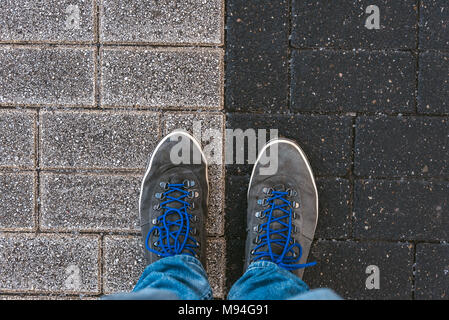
[{"x1": 0, "y1": 0, "x2": 448, "y2": 300}]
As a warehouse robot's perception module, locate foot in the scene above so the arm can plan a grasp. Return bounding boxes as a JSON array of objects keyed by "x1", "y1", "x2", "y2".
[
  {"x1": 245, "y1": 138, "x2": 319, "y2": 278},
  {"x1": 139, "y1": 130, "x2": 208, "y2": 265}
]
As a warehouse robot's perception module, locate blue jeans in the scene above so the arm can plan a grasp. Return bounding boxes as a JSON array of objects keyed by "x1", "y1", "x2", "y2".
[{"x1": 103, "y1": 255, "x2": 341, "y2": 300}]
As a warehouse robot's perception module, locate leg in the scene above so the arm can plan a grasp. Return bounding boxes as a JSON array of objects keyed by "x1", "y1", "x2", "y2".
[{"x1": 104, "y1": 131, "x2": 210, "y2": 300}]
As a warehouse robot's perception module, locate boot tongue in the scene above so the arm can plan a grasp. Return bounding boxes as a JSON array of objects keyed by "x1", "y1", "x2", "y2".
[
  {"x1": 262, "y1": 184, "x2": 293, "y2": 260},
  {"x1": 162, "y1": 177, "x2": 191, "y2": 251}
]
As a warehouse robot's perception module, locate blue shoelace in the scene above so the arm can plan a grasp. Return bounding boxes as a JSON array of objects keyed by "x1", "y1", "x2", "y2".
[
  {"x1": 146, "y1": 183, "x2": 198, "y2": 257},
  {"x1": 252, "y1": 190, "x2": 316, "y2": 270}
]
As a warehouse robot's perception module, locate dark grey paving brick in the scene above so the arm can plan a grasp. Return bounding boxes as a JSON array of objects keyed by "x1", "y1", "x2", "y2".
[
  {"x1": 101, "y1": 48, "x2": 223, "y2": 109},
  {"x1": 162, "y1": 112, "x2": 225, "y2": 236},
  {"x1": 418, "y1": 51, "x2": 449, "y2": 114},
  {"x1": 316, "y1": 178, "x2": 351, "y2": 239},
  {"x1": 226, "y1": 113, "x2": 353, "y2": 176},
  {"x1": 0, "y1": 234, "x2": 100, "y2": 294},
  {"x1": 303, "y1": 240, "x2": 414, "y2": 299},
  {"x1": 100, "y1": 0, "x2": 223, "y2": 45},
  {"x1": 355, "y1": 179, "x2": 449, "y2": 241},
  {"x1": 419, "y1": 0, "x2": 449, "y2": 49},
  {"x1": 292, "y1": 0, "x2": 417, "y2": 49},
  {"x1": 0, "y1": 0, "x2": 94, "y2": 43},
  {"x1": 103, "y1": 236, "x2": 145, "y2": 294},
  {"x1": 0, "y1": 47, "x2": 95, "y2": 107},
  {"x1": 225, "y1": 175, "x2": 249, "y2": 290},
  {"x1": 415, "y1": 243, "x2": 449, "y2": 300},
  {"x1": 291, "y1": 50, "x2": 416, "y2": 113},
  {"x1": 0, "y1": 172, "x2": 35, "y2": 231},
  {"x1": 355, "y1": 116, "x2": 449, "y2": 177},
  {"x1": 206, "y1": 238, "x2": 226, "y2": 298},
  {"x1": 0, "y1": 110, "x2": 36, "y2": 168},
  {"x1": 226, "y1": 0, "x2": 289, "y2": 112},
  {"x1": 40, "y1": 110, "x2": 160, "y2": 170},
  {"x1": 40, "y1": 173, "x2": 140, "y2": 232}
]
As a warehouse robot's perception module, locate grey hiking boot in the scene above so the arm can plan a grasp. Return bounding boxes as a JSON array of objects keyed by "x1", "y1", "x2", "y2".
[
  {"x1": 245, "y1": 138, "x2": 319, "y2": 278},
  {"x1": 139, "y1": 130, "x2": 208, "y2": 265}
]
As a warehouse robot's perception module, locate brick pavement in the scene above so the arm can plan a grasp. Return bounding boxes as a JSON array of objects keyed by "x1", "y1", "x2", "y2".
[
  {"x1": 0, "y1": 0, "x2": 225, "y2": 299},
  {"x1": 226, "y1": 0, "x2": 448, "y2": 299},
  {"x1": 0, "y1": 0, "x2": 448, "y2": 300}
]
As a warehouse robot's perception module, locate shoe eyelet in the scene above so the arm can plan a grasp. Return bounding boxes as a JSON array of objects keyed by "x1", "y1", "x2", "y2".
[
  {"x1": 250, "y1": 249, "x2": 255, "y2": 255},
  {"x1": 257, "y1": 198, "x2": 269, "y2": 206},
  {"x1": 155, "y1": 192, "x2": 165, "y2": 200},
  {"x1": 253, "y1": 236, "x2": 262, "y2": 244},
  {"x1": 262, "y1": 187, "x2": 273, "y2": 195},
  {"x1": 152, "y1": 218, "x2": 158, "y2": 225},
  {"x1": 255, "y1": 211, "x2": 266, "y2": 219},
  {"x1": 287, "y1": 189, "x2": 297, "y2": 197},
  {"x1": 159, "y1": 182, "x2": 169, "y2": 190},
  {"x1": 153, "y1": 204, "x2": 161, "y2": 211},
  {"x1": 292, "y1": 201, "x2": 300, "y2": 208},
  {"x1": 190, "y1": 227, "x2": 197, "y2": 235},
  {"x1": 253, "y1": 225, "x2": 261, "y2": 233}
]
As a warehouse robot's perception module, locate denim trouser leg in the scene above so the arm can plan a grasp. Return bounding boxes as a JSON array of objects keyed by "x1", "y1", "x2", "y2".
[
  {"x1": 228, "y1": 261, "x2": 341, "y2": 300},
  {"x1": 102, "y1": 254, "x2": 213, "y2": 300},
  {"x1": 103, "y1": 255, "x2": 341, "y2": 300}
]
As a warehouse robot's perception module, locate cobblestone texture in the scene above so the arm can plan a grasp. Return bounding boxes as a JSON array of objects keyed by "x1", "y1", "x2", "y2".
[
  {"x1": 100, "y1": 48, "x2": 223, "y2": 109},
  {"x1": 354, "y1": 179, "x2": 449, "y2": 241},
  {"x1": 0, "y1": 47, "x2": 95, "y2": 107},
  {"x1": 0, "y1": 172, "x2": 35, "y2": 231},
  {"x1": 415, "y1": 243, "x2": 449, "y2": 300},
  {"x1": 0, "y1": 0, "x2": 95, "y2": 43},
  {"x1": 0, "y1": 0, "x2": 447, "y2": 300},
  {"x1": 225, "y1": 0, "x2": 448, "y2": 300},
  {"x1": 102, "y1": 236, "x2": 145, "y2": 294},
  {"x1": 418, "y1": 51, "x2": 449, "y2": 114},
  {"x1": 291, "y1": 50, "x2": 416, "y2": 113},
  {"x1": 419, "y1": 0, "x2": 449, "y2": 49},
  {"x1": 40, "y1": 110, "x2": 160, "y2": 170},
  {"x1": 303, "y1": 240, "x2": 414, "y2": 299},
  {"x1": 0, "y1": 234, "x2": 100, "y2": 294},
  {"x1": 40, "y1": 173, "x2": 141, "y2": 232},
  {"x1": 0, "y1": 110, "x2": 36, "y2": 168},
  {"x1": 226, "y1": 0, "x2": 289, "y2": 112},
  {"x1": 355, "y1": 116, "x2": 449, "y2": 177},
  {"x1": 0, "y1": 0, "x2": 225, "y2": 298},
  {"x1": 100, "y1": 0, "x2": 223, "y2": 45},
  {"x1": 292, "y1": 0, "x2": 417, "y2": 49}
]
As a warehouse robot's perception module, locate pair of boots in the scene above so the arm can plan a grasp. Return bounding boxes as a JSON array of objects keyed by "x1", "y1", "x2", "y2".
[{"x1": 139, "y1": 131, "x2": 318, "y2": 279}]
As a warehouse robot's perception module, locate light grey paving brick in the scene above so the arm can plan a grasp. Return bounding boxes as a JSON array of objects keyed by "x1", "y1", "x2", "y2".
[
  {"x1": 100, "y1": 0, "x2": 223, "y2": 45},
  {"x1": 0, "y1": 172, "x2": 35, "y2": 231},
  {"x1": 40, "y1": 110, "x2": 160, "y2": 169},
  {"x1": 40, "y1": 173, "x2": 140, "y2": 232},
  {"x1": 0, "y1": 234, "x2": 100, "y2": 294},
  {"x1": 103, "y1": 236, "x2": 145, "y2": 294},
  {"x1": 100, "y1": 48, "x2": 223, "y2": 109},
  {"x1": 0, "y1": 0, "x2": 95, "y2": 43},
  {"x1": 0, "y1": 110, "x2": 36, "y2": 168},
  {"x1": 0, "y1": 47, "x2": 95, "y2": 107},
  {"x1": 162, "y1": 112, "x2": 225, "y2": 235},
  {"x1": 206, "y1": 238, "x2": 226, "y2": 299}
]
